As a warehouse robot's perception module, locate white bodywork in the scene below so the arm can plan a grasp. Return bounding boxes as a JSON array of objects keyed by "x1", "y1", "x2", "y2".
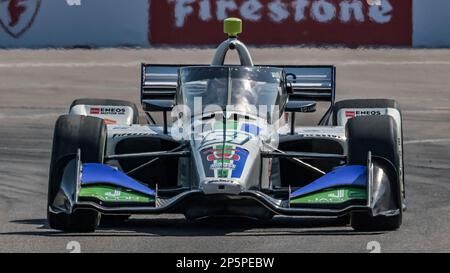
[{"x1": 70, "y1": 104, "x2": 135, "y2": 125}]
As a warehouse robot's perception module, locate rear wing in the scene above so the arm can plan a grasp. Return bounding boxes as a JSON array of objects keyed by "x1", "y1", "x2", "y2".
[
  {"x1": 141, "y1": 64, "x2": 336, "y2": 118},
  {"x1": 140, "y1": 64, "x2": 181, "y2": 112},
  {"x1": 280, "y1": 65, "x2": 336, "y2": 103},
  {"x1": 280, "y1": 65, "x2": 336, "y2": 126}
]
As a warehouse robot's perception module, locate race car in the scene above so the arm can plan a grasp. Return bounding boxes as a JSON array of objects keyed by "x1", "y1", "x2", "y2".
[{"x1": 47, "y1": 18, "x2": 405, "y2": 232}]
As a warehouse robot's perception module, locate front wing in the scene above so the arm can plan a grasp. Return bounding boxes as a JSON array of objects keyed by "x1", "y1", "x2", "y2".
[{"x1": 49, "y1": 151, "x2": 401, "y2": 218}]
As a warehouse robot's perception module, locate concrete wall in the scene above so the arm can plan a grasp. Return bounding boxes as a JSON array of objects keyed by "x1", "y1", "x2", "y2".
[
  {"x1": 413, "y1": 0, "x2": 450, "y2": 47},
  {"x1": 1, "y1": 0, "x2": 450, "y2": 48},
  {"x1": 0, "y1": 0, "x2": 149, "y2": 48}
]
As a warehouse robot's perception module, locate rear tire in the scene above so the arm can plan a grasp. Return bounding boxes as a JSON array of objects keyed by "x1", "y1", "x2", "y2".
[
  {"x1": 47, "y1": 115, "x2": 106, "y2": 232},
  {"x1": 346, "y1": 116, "x2": 402, "y2": 231}
]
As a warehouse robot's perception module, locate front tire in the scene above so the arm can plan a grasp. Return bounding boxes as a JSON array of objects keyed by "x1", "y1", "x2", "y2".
[
  {"x1": 350, "y1": 212, "x2": 401, "y2": 232},
  {"x1": 47, "y1": 115, "x2": 106, "y2": 232},
  {"x1": 346, "y1": 115, "x2": 402, "y2": 231},
  {"x1": 333, "y1": 99, "x2": 405, "y2": 203}
]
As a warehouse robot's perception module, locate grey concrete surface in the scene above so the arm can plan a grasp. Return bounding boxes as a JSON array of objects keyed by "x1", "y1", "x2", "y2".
[{"x1": 0, "y1": 48, "x2": 449, "y2": 252}]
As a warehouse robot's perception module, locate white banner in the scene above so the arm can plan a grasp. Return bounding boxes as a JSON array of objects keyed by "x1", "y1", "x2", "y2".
[{"x1": 0, "y1": 0, "x2": 149, "y2": 48}]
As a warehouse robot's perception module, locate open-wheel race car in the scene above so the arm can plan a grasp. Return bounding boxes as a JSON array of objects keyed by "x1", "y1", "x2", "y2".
[{"x1": 47, "y1": 18, "x2": 405, "y2": 232}]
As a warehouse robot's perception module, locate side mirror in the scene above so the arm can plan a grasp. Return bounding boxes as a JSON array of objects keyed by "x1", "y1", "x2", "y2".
[
  {"x1": 142, "y1": 99, "x2": 174, "y2": 112},
  {"x1": 285, "y1": 73, "x2": 296, "y2": 94},
  {"x1": 285, "y1": 100, "x2": 316, "y2": 113}
]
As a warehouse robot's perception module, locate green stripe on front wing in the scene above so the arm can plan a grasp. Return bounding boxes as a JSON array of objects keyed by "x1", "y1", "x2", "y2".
[
  {"x1": 79, "y1": 185, "x2": 154, "y2": 203},
  {"x1": 290, "y1": 187, "x2": 366, "y2": 204}
]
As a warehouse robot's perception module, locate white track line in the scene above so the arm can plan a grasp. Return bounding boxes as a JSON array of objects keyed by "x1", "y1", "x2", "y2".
[
  {"x1": 337, "y1": 60, "x2": 450, "y2": 66},
  {"x1": 0, "y1": 147, "x2": 49, "y2": 153},
  {"x1": 0, "y1": 113, "x2": 61, "y2": 119},
  {"x1": 404, "y1": 138, "x2": 450, "y2": 145},
  {"x1": 0, "y1": 62, "x2": 139, "y2": 68},
  {"x1": 1, "y1": 60, "x2": 450, "y2": 68},
  {"x1": 403, "y1": 110, "x2": 450, "y2": 114}
]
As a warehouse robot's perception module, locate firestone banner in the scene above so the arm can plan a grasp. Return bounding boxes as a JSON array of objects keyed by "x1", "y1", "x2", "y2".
[{"x1": 150, "y1": 0, "x2": 412, "y2": 46}]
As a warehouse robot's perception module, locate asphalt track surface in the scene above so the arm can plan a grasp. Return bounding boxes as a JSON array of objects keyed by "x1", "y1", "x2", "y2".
[{"x1": 0, "y1": 48, "x2": 449, "y2": 253}]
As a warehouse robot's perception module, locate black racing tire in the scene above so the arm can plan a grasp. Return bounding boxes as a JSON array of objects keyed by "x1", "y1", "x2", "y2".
[
  {"x1": 346, "y1": 116, "x2": 402, "y2": 231},
  {"x1": 47, "y1": 115, "x2": 106, "y2": 232},
  {"x1": 70, "y1": 98, "x2": 140, "y2": 124},
  {"x1": 350, "y1": 212, "x2": 401, "y2": 232},
  {"x1": 333, "y1": 99, "x2": 405, "y2": 204}
]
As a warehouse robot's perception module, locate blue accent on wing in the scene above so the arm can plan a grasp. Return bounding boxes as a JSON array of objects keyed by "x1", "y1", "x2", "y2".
[
  {"x1": 241, "y1": 124, "x2": 261, "y2": 136},
  {"x1": 290, "y1": 165, "x2": 367, "y2": 198},
  {"x1": 231, "y1": 148, "x2": 249, "y2": 178},
  {"x1": 81, "y1": 164, "x2": 155, "y2": 196}
]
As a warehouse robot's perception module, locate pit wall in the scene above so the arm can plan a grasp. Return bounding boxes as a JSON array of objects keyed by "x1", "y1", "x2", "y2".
[
  {"x1": 0, "y1": 0, "x2": 448, "y2": 48},
  {"x1": 412, "y1": 0, "x2": 450, "y2": 47}
]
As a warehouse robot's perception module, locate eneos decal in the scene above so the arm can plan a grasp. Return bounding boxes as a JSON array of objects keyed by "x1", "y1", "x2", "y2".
[
  {"x1": 89, "y1": 107, "x2": 126, "y2": 115},
  {"x1": 345, "y1": 109, "x2": 383, "y2": 119}
]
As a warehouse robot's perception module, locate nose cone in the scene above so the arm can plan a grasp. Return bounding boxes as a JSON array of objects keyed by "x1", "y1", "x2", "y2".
[
  {"x1": 200, "y1": 143, "x2": 250, "y2": 180},
  {"x1": 191, "y1": 115, "x2": 263, "y2": 194}
]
